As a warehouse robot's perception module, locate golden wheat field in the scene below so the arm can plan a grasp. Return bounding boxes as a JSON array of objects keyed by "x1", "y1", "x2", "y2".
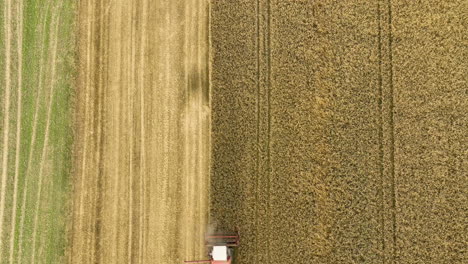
[{"x1": 210, "y1": 1, "x2": 467, "y2": 263}]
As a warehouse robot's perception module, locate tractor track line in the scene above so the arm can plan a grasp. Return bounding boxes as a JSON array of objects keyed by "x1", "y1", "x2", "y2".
[
  {"x1": 8, "y1": 0, "x2": 24, "y2": 261},
  {"x1": 88, "y1": 1, "x2": 98, "y2": 259},
  {"x1": 16, "y1": 2, "x2": 53, "y2": 262},
  {"x1": 161, "y1": 2, "x2": 172, "y2": 258},
  {"x1": 30, "y1": 6, "x2": 62, "y2": 263},
  {"x1": 127, "y1": 1, "x2": 136, "y2": 260},
  {"x1": 131, "y1": 2, "x2": 139, "y2": 260},
  {"x1": 0, "y1": 0, "x2": 12, "y2": 256},
  {"x1": 138, "y1": 0, "x2": 148, "y2": 261},
  {"x1": 255, "y1": 0, "x2": 260, "y2": 263},
  {"x1": 102, "y1": 0, "x2": 112, "y2": 262},
  {"x1": 86, "y1": 0, "x2": 97, "y2": 260},
  {"x1": 377, "y1": 2, "x2": 386, "y2": 262},
  {"x1": 92, "y1": 0, "x2": 106, "y2": 262},
  {"x1": 387, "y1": 0, "x2": 397, "y2": 260}
]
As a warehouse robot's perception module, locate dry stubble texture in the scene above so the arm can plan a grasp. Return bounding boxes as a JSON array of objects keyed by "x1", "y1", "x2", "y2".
[
  {"x1": 69, "y1": 0, "x2": 210, "y2": 263},
  {"x1": 211, "y1": 0, "x2": 467, "y2": 263}
]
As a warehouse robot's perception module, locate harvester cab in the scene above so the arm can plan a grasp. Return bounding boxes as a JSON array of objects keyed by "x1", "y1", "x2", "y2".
[{"x1": 184, "y1": 230, "x2": 240, "y2": 264}]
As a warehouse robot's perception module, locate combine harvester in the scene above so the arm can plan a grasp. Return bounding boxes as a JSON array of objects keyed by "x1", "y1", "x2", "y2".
[{"x1": 184, "y1": 230, "x2": 240, "y2": 264}]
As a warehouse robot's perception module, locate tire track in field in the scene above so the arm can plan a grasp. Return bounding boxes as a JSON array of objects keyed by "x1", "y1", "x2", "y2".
[
  {"x1": 85, "y1": 2, "x2": 96, "y2": 261},
  {"x1": 8, "y1": 0, "x2": 24, "y2": 261},
  {"x1": 254, "y1": 1, "x2": 272, "y2": 263},
  {"x1": 386, "y1": 1, "x2": 397, "y2": 259},
  {"x1": 0, "y1": 0, "x2": 12, "y2": 256},
  {"x1": 99, "y1": 0, "x2": 112, "y2": 262},
  {"x1": 85, "y1": 1, "x2": 97, "y2": 260},
  {"x1": 92, "y1": 0, "x2": 106, "y2": 262},
  {"x1": 377, "y1": 1, "x2": 386, "y2": 260},
  {"x1": 30, "y1": 5, "x2": 62, "y2": 262},
  {"x1": 16, "y1": 2, "x2": 53, "y2": 262},
  {"x1": 138, "y1": 1, "x2": 148, "y2": 262},
  {"x1": 127, "y1": 1, "x2": 136, "y2": 261}
]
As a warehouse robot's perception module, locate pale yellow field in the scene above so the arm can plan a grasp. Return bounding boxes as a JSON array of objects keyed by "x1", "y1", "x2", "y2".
[{"x1": 69, "y1": 0, "x2": 210, "y2": 263}]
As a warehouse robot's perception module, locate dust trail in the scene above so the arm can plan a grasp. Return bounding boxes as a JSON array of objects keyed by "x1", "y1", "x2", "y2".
[
  {"x1": 0, "y1": 0, "x2": 12, "y2": 258},
  {"x1": 8, "y1": 0, "x2": 24, "y2": 261},
  {"x1": 17, "y1": 2, "x2": 54, "y2": 262},
  {"x1": 30, "y1": 5, "x2": 62, "y2": 263},
  {"x1": 206, "y1": 222, "x2": 218, "y2": 237}
]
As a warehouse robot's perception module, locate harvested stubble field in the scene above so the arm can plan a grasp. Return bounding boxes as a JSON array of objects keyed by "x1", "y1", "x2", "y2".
[
  {"x1": 69, "y1": 0, "x2": 210, "y2": 263},
  {"x1": 211, "y1": 1, "x2": 467, "y2": 263}
]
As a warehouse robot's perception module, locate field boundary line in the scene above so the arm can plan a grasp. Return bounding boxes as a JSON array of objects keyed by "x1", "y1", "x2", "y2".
[
  {"x1": 30, "y1": 5, "x2": 62, "y2": 263},
  {"x1": 8, "y1": 0, "x2": 24, "y2": 261},
  {"x1": 0, "y1": 0, "x2": 12, "y2": 257}
]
